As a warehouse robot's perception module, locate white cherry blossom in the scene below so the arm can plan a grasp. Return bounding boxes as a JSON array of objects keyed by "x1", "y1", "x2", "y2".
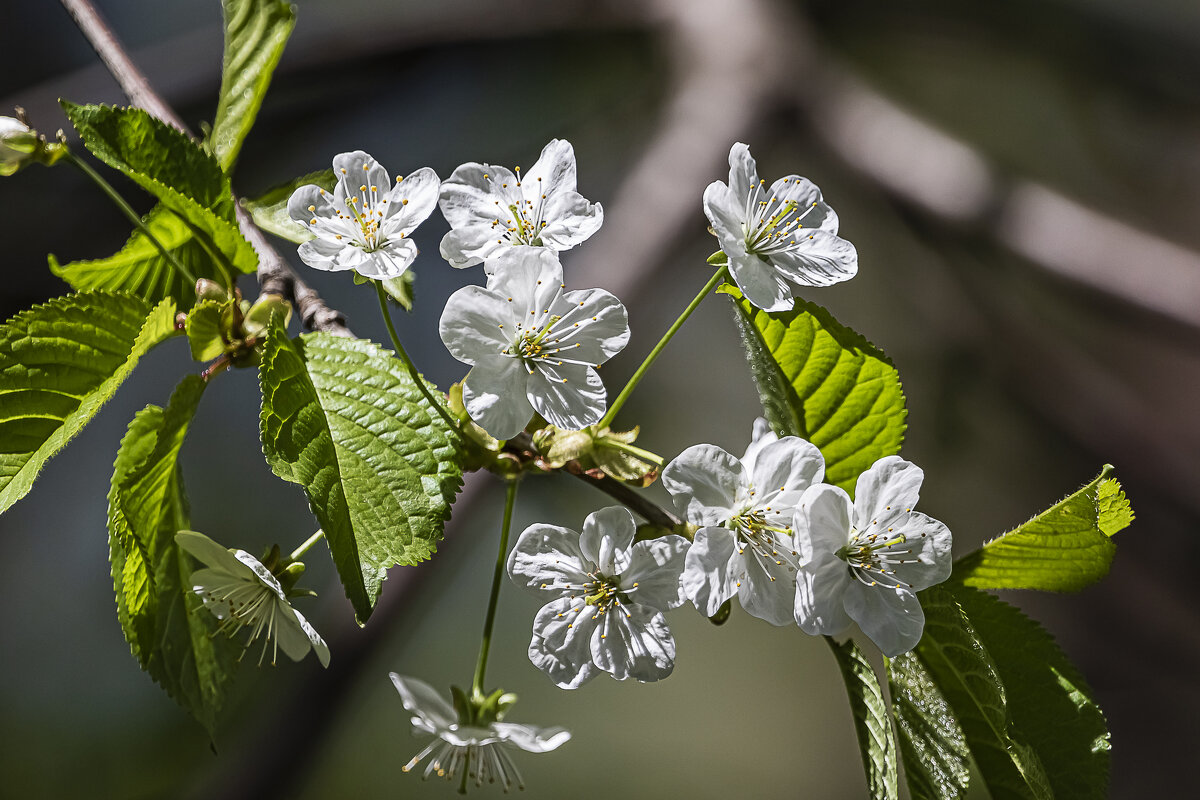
[
  {"x1": 793, "y1": 455, "x2": 953, "y2": 657},
  {"x1": 287, "y1": 150, "x2": 439, "y2": 279},
  {"x1": 438, "y1": 138, "x2": 603, "y2": 269},
  {"x1": 704, "y1": 142, "x2": 858, "y2": 311},
  {"x1": 661, "y1": 419, "x2": 825, "y2": 625},
  {"x1": 438, "y1": 247, "x2": 629, "y2": 440},
  {"x1": 507, "y1": 506, "x2": 689, "y2": 689},
  {"x1": 390, "y1": 673, "x2": 570, "y2": 792},
  {"x1": 174, "y1": 530, "x2": 329, "y2": 667}
]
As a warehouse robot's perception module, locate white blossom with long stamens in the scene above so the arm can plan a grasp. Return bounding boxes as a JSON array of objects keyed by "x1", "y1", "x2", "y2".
[
  {"x1": 792, "y1": 455, "x2": 953, "y2": 657},
  {"x1": 174, "y1": 531, "x2": 329, "y2": 667},
  {"x1": 507, "y1": 506, "x2": 689, "y2": 689},
  {"x1": 287, "y1": 150, "x2": 439, "y2": 279},
  {"x1": 389, "y1": 673, "x2": 569, "y2": 792},
  {"x1": 704, "y1": 142, "x2": 858, "y2": 311},
  {"x1": 438, "y1": 247, "x2": 629, "y2": 440},
  {"x1": 438, "y1": 139, "x2": 603, "y2": 270},
  {"x1": 661, "y1": 418, "x2": 826, "y2": 626}
]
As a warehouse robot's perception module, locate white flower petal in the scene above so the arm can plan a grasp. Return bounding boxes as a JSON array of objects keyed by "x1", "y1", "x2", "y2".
[
  {"x1": 769, "y1": 175, "x2": 840, "y2": 234},
  {"x1": 662, "y1": 444, "x2": 745, "y2": 526},
  {"x1": 554, "y1": 288, "x2": 630, "y2": 363},
  {"x1": 485, "y1": 247, "x2": 563, "y2": 312},
  {"x1": 702, "y1": 181, "x2": 749, "y2": 256},
  {"x1": 382, "y1": 166, "x2": 440, "y2": 235},
  {"x1": 439, "y1": 285, "x2": 518, "y2": 365},
  {"x1": 526, "y1": 362, "x2": 605, "y2": 432},
  {"x1": 749, "y1": 436, "x2": 826, "y2": 513},
  {"x1": 794, "y1": 550, "x2": 853, "y2": 636},
  {"x1": 578, "y1": 506, "x2": 636, "y2": 576},
  {"x1": 589, "y1": 603, "x2": 675, "y2": 683},
  {"x1": 354, "y1": 239, "x2": 419, "y2": 280},
  {"x1": 843, "y1": 582, "x2": 926, "y2": 657},
  {"x1": 272, "y1": 601, "x2": 327, "y2": 665},
  {"x1": 333, "y1": 150, "x2": 390, "y2": 195},
  {"x1": 176, "y1": 530, "x2": 257, "y2": 580},
  {"x1": 529, "y1": 596, "x2": 598, "y2": 689},
  {"x1": 794, "y1": 484, "x2": 854, "y2": 563},
  {"x1": 623, "y1": 535, "x2": 690, "y2": 610},
  {"x1": 507, "y1": 523, "x2": 592, "y2": 594},
  {"x1": 727, "y1": 249, "x2": 795, "y2": 312},
  {"x1": 889, "y1": 511, "x2": 954, "y2": 591},
  {"x1": 768, "y1": 229, "x2": 858, "y2": 288},
  {"x1": 296, "y1": 237, "x2": 370, "y2": 273},
  {"x1": 537, "y1": 193, "x2": 603, "y2": 250},
  {"x1": 492, "y1": 723, "x2": 572, "y2": 753},
  {"x1": 439, "y1": 225, "x2": 494, "y2": 269},
  {"x1": 737, "y1": 543, "x2": 799, "y2": 626},
  {"x1": 853, "y1": 455, "x2": 924, "y2": 533},
  {"x1": 680, "y1": 527, "x2": 739, "y2": 616},
  {"x1": 524, "y1": 138, "x2": 579, "y2": 196},
  {"x1": 726, "y1": 142, "x2": 761, "y2": 202},
  {"x1": 389, "y1": 673, "x2": 459, "y2": 730},
  {"x1": 740, "y1": 417, "x2": 778, "y2": 474},
  {"x1": 462, "y1": 354, "x2": 534, "y2": 440},
  {"x1": 438, "y1": 162, "x2": 520, "y2": 229}
]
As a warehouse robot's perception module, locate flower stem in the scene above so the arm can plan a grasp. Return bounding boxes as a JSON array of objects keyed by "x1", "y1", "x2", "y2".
[
  {"x1": 600, "y1": 437, "x2": 664, "y2": 468},
  {"x1": 598, "y1": 264, "x2": 729, "y2": 429},
  {"x1": 289, "y1": 529, "x2": 325, "y2": 562},
  {"x1": 472, "y1": 478, "x2": 520, "y2": 700},
  {"x1": 63, "y1": 150, "x2": 197, "y2": 284},
  {"x1": 373, "y1": 280, "x2": 460, "y2": 434}
]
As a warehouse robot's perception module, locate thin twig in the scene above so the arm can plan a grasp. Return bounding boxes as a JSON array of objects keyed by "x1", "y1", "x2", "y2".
[{"x1": 58, "y1": 0, "x2": 352, "y2": 337}]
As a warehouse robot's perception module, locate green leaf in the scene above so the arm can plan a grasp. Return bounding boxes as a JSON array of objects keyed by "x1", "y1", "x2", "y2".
[
  {"x1": 827, "y1": 638, "x2": 899, "y2": 800},
  {"x1": 242, "y1": 169, "x2": 335, "y2": 243},
  {"x1": 108, "y1": 375, "x2": 241, "y2": 734},
  {"x1": 210, "y1": 0, "x2": 296, "y2": 172},
  {"x1": 886, "y1": 652, "x2": 970, "y2": 800},
  {"x1": 0, "y1": 291, "x2": 177, "y2": 515},
  {"x1": 914, "y1": 585, "x2": 1054, "y2": 800},
  {"x1": 60, "y1": 102, "x2": 256, "y2": 278},
  {"x1": 185, "y1": 299, "x2": 229, "y2": 361},
  {"x1": 954, "y1": 465, "x2": 1132, "y2": 592},
  {"x1": 952, "y1": 586, "x2": 1110, "y2": 800},
  {"x1": 259, "y1": 319, "x2": 464, "y2": 622},
  {"x1": 728, "y1": 294, "x2": 907, "y2": 495},
  {"x1": 49, "y1": 205, "x2": 231, "y2": 307}
]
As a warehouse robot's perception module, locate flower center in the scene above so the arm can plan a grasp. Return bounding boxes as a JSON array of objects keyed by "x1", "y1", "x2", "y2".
[
  {"x1": 487, "y1": 166, "x2": 548, "y2": 247},
  {"x1": 504, "y1": 316, "x2": 560, "y2": 361},
  {"x1": 837, "y1": 527, "x2": 917, "y2": 589},
  {"x1": 728, "y1": 505, "x2": 799, "y2": 577},
  {"x1": 743, "y1": 183, "x2": 820, "y2": 256},
  {"x1": 403, "y1": 740, "x2": 524, "y2": 793},
  {"x1": 196, "y1": 580, "x2": 284, "y2": 665}
]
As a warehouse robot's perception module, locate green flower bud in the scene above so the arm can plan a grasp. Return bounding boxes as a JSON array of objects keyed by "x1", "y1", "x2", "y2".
[
  {"x1": 194, "y1": 278, "x2": 230, "y2": 303},
  {"x1": 243, "y1": 293, "x2": 292, "y2": 339}
]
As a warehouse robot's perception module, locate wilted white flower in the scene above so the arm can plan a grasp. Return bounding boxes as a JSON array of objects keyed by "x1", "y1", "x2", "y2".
[
  {"x1": 661, "y1": 419, "x2": 825, "y2": 625},
  {"x1": 287, "y1": 150, "x2": 439, "y2": 279},
  {"x1": 174, "y1": 530, "x2": 329, "y2": 667},
  {"x1": 438, "y1": 247, "x2": 629, "y2": 440},
  {"x1": 704, "y1": 142, "x2": 857, "y2": 311},
  {"x1": 793, "y1": 455, "x2": 953, "y2": 657},
  {"x1": 1, "y1": 116, "x2": 38, "y2": 176},
  {"x1": 507, "y1": 506, "x2": 689, "y2": 689},
  {"x1": 438, "y1": 138, "x2": 603, "y2": 269},
  {"x1": 390, "y1": 673, "x2": 570, "y2": 791}
]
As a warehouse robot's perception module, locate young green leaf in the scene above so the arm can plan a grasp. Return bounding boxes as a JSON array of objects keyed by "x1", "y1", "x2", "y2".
[
  {"x1": 60, "y1": 102, "x2": 256, "y2": 277},
  {"x1": 951, "y1": 586, "x2": 1110, "y2": 800},
  {"x1": 913, "y1": 585, "x2": 1054, "y2": 800},
  {"x1": 0, "y1": 291, "x2": 176, "y2": 515},
  {"x1": 728, "y1": 293, "x2": 907, "y2": 495},
  {"x1": 886, "y1": 651, "x2": 970, "y2": 800},
  {"x1": 242, "y1": 169, "x2": 335, "y2": 243},
  {"x1": 185, "y1": 299, "x2": 230, "y2": 361},
  {"x1": 210, "y1": 0, "x2": 296, "y2": 172},
  {"x1": 954, "y1": 465, "x2": 1132, "y2": 592},
  {"x1": 827, "y1": 638, "x2": 899, "y2": 800},
  {"x1": 109, "y1": 375, "x2": 241, "y2": 734},
  {"x1": 50, "y1": 205, "x2": 233, "y2": 307},
  {"x1": 258, "y1": 319, "x2": 464, "y2": 622}
]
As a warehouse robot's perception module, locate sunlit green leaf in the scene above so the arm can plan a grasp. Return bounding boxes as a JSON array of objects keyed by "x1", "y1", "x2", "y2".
[
  {"x1": 886, "y1": 651, "x2": 970, "y2": 800},
  {"x1": 0, "y1": 291, "x2": 176, "y2": 515},
  {"x1": 242, "y1": 169, "x2": 335, "y2": 243},
  {"x1": 828, "y1": 638, "x2": 899, "y2": 800}
]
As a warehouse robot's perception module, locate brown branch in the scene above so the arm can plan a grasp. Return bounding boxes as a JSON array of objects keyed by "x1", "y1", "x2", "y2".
[{"x1": 58, "y1": 0, "x2": 352, "y2": 337}]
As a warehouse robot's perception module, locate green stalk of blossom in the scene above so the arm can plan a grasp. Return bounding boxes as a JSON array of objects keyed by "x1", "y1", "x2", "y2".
[
  {"x1": 600, "y1": 436, "x2": 664, "y2": 468},
  {"x1": 472, "y1": 478, "x2": 520, "y2": 701},
  {"x1": 598, "y1": 264, "x2": 729, "y2": 429},
  {"x1": 63, "y1": 149, "x2": 197, "y2": 285},
  {"x1": 289, "y1": 529, "x2": 325, "y2": 562},
  {"x1": 373, "y1": 280, "x2": 462, "y2": 435}
]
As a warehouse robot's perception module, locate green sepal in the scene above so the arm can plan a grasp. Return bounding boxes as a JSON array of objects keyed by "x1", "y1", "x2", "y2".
[{"x1": 706, "y1": 250, "x2": 729, "y2": 266}]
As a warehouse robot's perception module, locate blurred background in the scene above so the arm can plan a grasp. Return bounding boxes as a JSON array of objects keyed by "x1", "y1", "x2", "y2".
[{"x1": 1, "y1": 0, "x2": 1197, "y2": 797}]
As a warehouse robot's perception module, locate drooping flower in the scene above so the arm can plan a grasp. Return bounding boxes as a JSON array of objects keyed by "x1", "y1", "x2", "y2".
[
  {"x1": 792, "y1": 455, "x2": 953, "y2": 657},
  {"x1": 704, "y1": 142, "x2": 857, "y2": 311},
  {"x1": 507, "y1": 506, "x2": 689, "y2": 689},
  {"x1": 174, "y1": 530, "x2": 329, "y2": 667},
  {"x1": 287, "y1": 150, "x2": 439, "y2": 279},
  {"x1": 438, "y1": 247, "x2": 629, "y2": 440},
  {"x1": 438, "y1": 138, "x2": 603, "y2": 270},
  {"x1": 390, "y1": 673, "x2": 570, "y2": 792},
  {"x1": 661, "y1": 419, "x2": 825, "y2": 625}
]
